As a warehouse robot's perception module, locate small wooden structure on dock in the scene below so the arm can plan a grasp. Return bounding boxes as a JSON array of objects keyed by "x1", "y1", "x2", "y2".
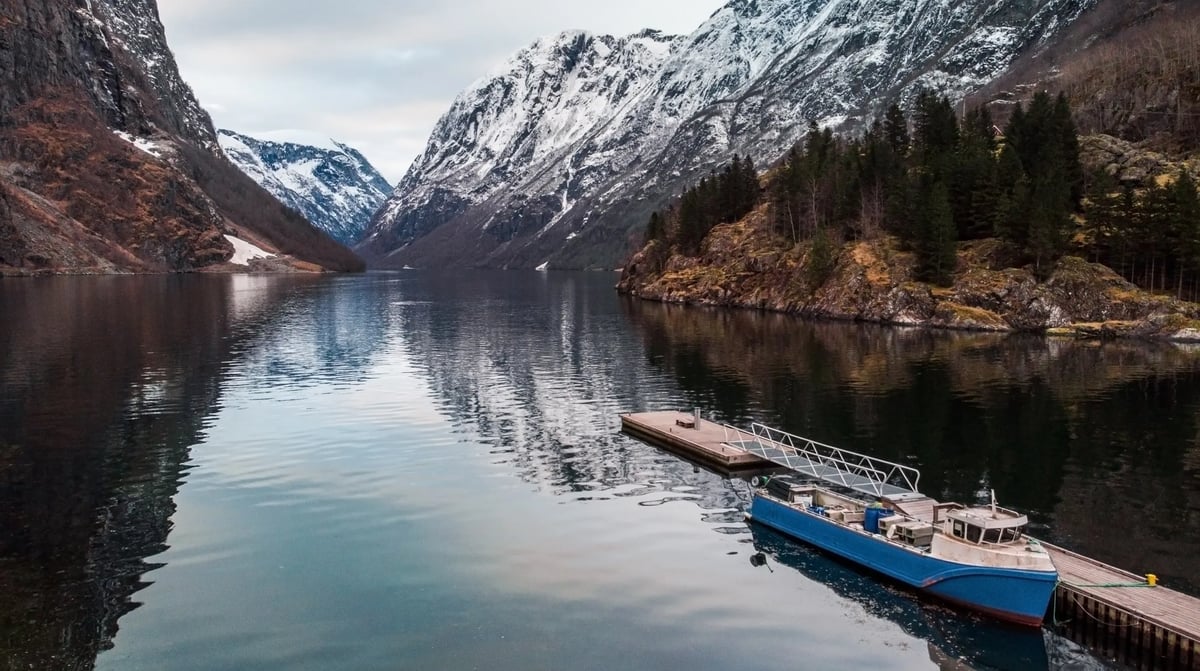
[
  {"x1": 1044, "y1": 542, "x2": 1200, "y2": 670},
  {"x1": 619, "y1": 410, "x2": 773, "y2": 471}
]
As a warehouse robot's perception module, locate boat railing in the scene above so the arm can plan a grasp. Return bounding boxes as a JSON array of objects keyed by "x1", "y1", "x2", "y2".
[{"x1": 744, "y1": 422, "x2": 922, "y2": 496}]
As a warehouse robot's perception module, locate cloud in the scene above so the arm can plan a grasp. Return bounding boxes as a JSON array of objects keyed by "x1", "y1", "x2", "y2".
[{"x1": 157, "y1": 0, "x2": 725, "y2": 183}]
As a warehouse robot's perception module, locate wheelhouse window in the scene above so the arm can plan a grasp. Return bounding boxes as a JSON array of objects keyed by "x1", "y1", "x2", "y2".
[
  {"x1": 965, "y1": 524, "x2": 982, "y2": 543},
  {"x1": 952, "y1": 520, "x2": 965, "y2": 539}
]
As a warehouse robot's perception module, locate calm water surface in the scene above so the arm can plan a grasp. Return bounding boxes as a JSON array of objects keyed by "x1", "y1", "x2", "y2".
[{"x1": 2, "y1": 271, "x2": 1198, "y2": 670}]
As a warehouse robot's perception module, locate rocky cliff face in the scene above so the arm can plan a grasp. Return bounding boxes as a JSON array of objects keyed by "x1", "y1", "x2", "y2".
[
  {"x1": 219, "y1": 131, "x2": 392, "y2": 246},
  {"x1": 0, "y1": 0, "x2": 363, "y2": 274},
  {"x1": 362, "y1": 0, "x2": 1097, "y2": 271},
  {"x1": 617, "y1": 208, "x2": 1200, "y2": 341}
]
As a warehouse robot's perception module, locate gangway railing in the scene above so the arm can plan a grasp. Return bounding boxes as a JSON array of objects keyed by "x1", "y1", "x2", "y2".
[
  {"x1": 725, "y1": 422, "x2": 922, "y2": 497},
  {"x1": 721, "y1": 423, "x2": 759, "y2": 446}
]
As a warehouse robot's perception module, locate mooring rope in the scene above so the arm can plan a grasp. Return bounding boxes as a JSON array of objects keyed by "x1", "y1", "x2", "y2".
[
  {"x1": 1066, "y1": 592, "x2": 1144, "y2": 628},
  {"x1": 1053, "y1": 579, "x2": 1150, "y2": 629},
  {"x1": 1063, "y1": 581, "x2": 1155, "y2": 588}
]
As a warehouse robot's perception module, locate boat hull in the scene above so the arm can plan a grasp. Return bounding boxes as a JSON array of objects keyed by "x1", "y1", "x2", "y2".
[{"x1": 748, "y1": 495, "x2": 1057, "y2": 626}]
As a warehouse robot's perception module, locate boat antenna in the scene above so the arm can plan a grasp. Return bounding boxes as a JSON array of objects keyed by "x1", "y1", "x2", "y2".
[{"x1": 990, "y1": 489, "x2": 997, "y2": 518}]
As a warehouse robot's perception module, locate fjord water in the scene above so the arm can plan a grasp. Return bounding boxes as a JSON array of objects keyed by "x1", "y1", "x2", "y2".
[{"x1": 1, "y1": 273, "x2": 1196, "y2": 670}]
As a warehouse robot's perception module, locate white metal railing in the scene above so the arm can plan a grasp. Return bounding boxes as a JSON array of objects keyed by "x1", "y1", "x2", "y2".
[
  {"x1": 721, "y1": 423, "x2": 759, "y2": 446},
  {"x1": 732, "y1": 422, "x2": 922, "y2": 496}
]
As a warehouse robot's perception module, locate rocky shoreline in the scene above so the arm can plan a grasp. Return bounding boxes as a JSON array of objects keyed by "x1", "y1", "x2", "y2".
[{"x1": 617, "y1": 213, "x2": 1200, "y2": 343}]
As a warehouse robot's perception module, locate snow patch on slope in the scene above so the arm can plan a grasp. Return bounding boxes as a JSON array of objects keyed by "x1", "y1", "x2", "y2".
[
  {"x1": 113, "y1": 130, "x2": 167, "y2": 158},
  {"x1": 224, "y1": 235, "x2": 275, "y2": 265}
]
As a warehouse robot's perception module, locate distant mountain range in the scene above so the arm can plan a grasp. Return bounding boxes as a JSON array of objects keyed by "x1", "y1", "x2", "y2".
[
  {"x1": 0, "y1": 0, "x2": 362, "y2": 275},
  {"x1": 218, "y1": 131, "x2": 392, "y2": 246},
  {"x1": 358, "y1": 0, "x2": 1103, "y2": 271}
]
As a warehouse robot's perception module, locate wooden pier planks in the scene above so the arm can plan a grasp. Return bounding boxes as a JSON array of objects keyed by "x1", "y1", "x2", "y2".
[
  {"x1": 619, "y1": 411, "x2": 773, "y2": 471},
  {"x1": 1046, "y1": 542, "x2": 1200, "y2": 639}
]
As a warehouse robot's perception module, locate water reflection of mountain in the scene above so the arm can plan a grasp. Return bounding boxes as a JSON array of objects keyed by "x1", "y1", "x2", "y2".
[
  {"x1": 622, "y1": 298, "x2": 1200, "y2": 597},
  {"x1": 747, "y1": 525, "x2": 1108, "y2": 671},
  {"x1": 0, "y1": 275, "x2": 341, "y2": 670},
  {"x1": 393, "y1": 272, "x2": 747, "y2": 513},
  {"x1": 223, "y1": 274, "x2": 399, "y2": 391}
]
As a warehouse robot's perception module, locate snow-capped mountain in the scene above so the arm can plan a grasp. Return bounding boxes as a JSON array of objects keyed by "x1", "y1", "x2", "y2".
[
  {"x1": 219, "y1": 131, "x2": 392, "y2": 245},
  {"x1": 360, "y1": 0, "x2": 1097, "y2": 270},
  {"x1": 0, "y1": 0, "x2": 362, "y2": 274}
]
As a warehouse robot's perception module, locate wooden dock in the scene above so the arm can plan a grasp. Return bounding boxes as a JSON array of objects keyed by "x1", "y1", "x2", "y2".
[
  {"x1": 619, "y1": 411, "x2": 773, "y2": 471},
  {"x1": 621, "y1": 410, "x2": 1200, "y2": 667},
  {"x1": 1044, "y1": 542, "x2": 1200, "y2": 670}
]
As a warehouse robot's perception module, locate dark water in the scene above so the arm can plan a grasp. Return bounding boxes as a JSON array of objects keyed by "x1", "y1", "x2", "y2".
[{"x1": 1, "y1": 272, "x2": 1197, "y2": 671}]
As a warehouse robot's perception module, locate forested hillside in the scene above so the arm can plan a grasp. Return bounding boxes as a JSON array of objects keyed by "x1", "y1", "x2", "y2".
[{"x1": 640, "y1": 87, "x2": 1200, "y2": 302}]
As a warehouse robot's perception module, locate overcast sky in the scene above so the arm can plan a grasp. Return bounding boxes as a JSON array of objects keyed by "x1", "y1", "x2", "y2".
[{"x1": 157, "y1": 1, "x2": 726, "y2": 183}]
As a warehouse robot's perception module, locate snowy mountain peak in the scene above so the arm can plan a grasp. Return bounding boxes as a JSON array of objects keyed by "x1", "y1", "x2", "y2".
[
  {"x1": 219, "y1": 130, "x2": 392, "y2": 245},
  {"x1": 361, "y1": 0, "x2": 1099, "y2": 270}
]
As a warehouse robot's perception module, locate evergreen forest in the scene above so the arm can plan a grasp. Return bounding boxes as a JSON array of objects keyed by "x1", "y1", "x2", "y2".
[{"x1": 644, "y1": 91, "x2": 1200, "y2": 300}]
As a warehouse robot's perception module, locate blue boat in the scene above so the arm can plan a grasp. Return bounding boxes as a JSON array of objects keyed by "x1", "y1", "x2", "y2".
[{"x1": 731, "y1": 422, "x2": 1058, "y2": 626}]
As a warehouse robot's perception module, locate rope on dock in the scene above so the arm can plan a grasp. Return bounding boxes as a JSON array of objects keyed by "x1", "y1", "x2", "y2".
[
  {"x1": 1054, "y1": 580, "x2": 1150, "y2": 629},
  {"x1": 1052, "y1": 583, "x2": 1071, "y2": 626},
  {"x1": 1063, "y1": 581, "x2": 1155, "y2": 588}
]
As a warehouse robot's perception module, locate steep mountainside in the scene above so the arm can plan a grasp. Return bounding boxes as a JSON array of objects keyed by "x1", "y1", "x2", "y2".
[
  {"x1": 361, "y1": 0, "x2": 1096, "y2": 270},
  {"x1": 981, "y1": 0, "x2": 1198, "y2": 148},
  {"x1": 359, "y1": 29, "x2": 678, "y2": 268},
  {"x1": 0, "y1": 0, "x2": 362, "y2": 274},
  {"x1": 219, "y1": 131, "x2": 392, "y2": 245}
]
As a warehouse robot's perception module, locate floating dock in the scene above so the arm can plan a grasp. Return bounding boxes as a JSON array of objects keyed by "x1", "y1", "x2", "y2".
[
  {"x1": 1045, "y1": 543, "x2": 1200, "y2": 670},
  {"x1": 620, "y1": 410, "x2": 1200, "y2": 668},
  {"x1": 619, "y1": 410, "x2": 773, "y2": 470}
]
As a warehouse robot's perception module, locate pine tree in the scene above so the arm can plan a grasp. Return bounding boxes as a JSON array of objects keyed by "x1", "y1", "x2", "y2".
[
  {"x1": 644, "y1": 211, "x2": 665, "y2": 244},
  {"x1": 678, "y1": 186, "x2": 704, "y2": 254},
  {"x1": 858, "y1": 120, "x2": 894, "y2": 236},
  {"x1": 1026, "y1": 162, "x2": 1072, "y2": 279},
  {"x1": 1137, "y1": 181, "x2": 1174, "y2": 291},
  {"x1": 1169, "y1": 172, "x2": 1200, "y2": 298},
  {"x1": 952, "y1": 106, "x2": 999, "y2": 239},
  {"x1": 993, "y1": 145, "x2": 1027, "y2": 245},
  {"x1": 883, "y1": 103, "x2": 910, "y2": 157},
  {"x1": 1053, "y1": 93, "x2": 1085, "y2": 209},
  {"x1": 918, "y1": 180, "x2": 957, "y2": 285},
  {"x1": 913, "y1": 91, "x2": 959, "y2": 178},
  {"x1": 1081, "y1": 169, "x2": 1122, "y2": 263}
]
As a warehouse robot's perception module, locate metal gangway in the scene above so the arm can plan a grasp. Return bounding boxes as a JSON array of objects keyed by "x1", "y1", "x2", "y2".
[{"x1": 722, "y1": 422, "x2": 923, "y2": 499}]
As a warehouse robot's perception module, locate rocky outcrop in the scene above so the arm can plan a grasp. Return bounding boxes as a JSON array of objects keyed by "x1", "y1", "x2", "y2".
[
  {"x1": 618, "y1": 209, "x2": 1200, "y2": 341},
  {"x1": 1079, "y1": 134, "x2": 1200, "y2": 186},
  {"x1": 0, "y1": 0, "x2": 363, "y2": 275}
]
